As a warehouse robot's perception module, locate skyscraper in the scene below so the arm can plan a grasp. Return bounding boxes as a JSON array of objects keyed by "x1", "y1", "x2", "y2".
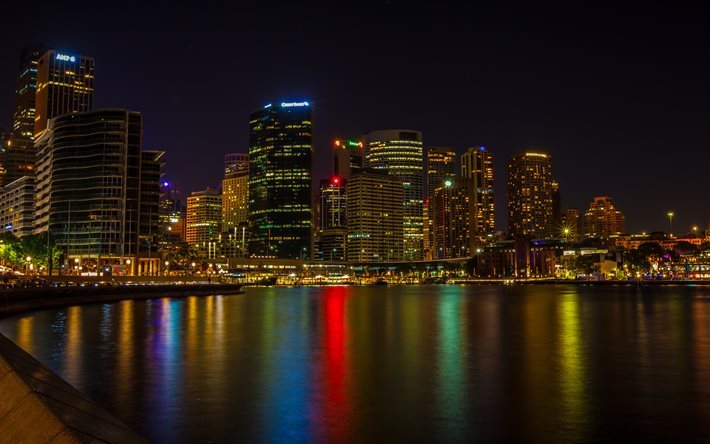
[
  {"x1": 346, "y1": 169, "x2": 404, "y2": 262},
  {"x1": 248, "y1": 101, "x2": 312, "y2": 259},
  {"x1": 316, "y1": 177, "x2": 347, "y2": 261},
  {"x1": 33, "y1": 109, "x2": 161, "y2": 275},
  {"x1": 551, "y1": 180, "x2": 562, "y2": 232},
  {"x1": 223, "y1": 153, "x2": 249, "y2": 226},
  {"x1": 561, "y1": 208, "x2": 581, "y2": 241},
  {"x1": 34, "y1": 50, "x2": 94, "y2": 138},
  {"x1": 432, "y1": 177, "x2": 474, "y2": 259},
  {"x1": 1, "y1": 47, "x2": 44, "y2": 186},
  {"x1": 461, "y1": 146, "x2": 495, "y2": 241},
  {"x1": 507, "y1": 152, "x2": 554, "y2": 239},
  {"x1": 224, "y1": 153, "x2": 249, "y2": 178},
  {"x1": 363, "y1": 129, "x2": 423, "y2": 261},
  {"x1": 186, "y1": 187, "x2": 222, "y2": 249},
  {"x1": 583, "y1": 196, "x2": 625, "y2": 238},
  {"x1": 426, "y1": 146, "x2": 457, "y2": 198},
  {"x1": 333, "y1": 139, "x2": 363, "y2": 180}
]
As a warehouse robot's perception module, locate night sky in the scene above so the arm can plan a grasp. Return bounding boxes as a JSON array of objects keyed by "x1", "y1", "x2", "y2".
[{"x1": 1, "y1": 1, "x2": 707, "y2": 234}]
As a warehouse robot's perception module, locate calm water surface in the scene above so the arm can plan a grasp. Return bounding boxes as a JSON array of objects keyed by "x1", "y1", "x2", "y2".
[{"x1": 1, "y1": 285, "x2": 709, "y2": 443}]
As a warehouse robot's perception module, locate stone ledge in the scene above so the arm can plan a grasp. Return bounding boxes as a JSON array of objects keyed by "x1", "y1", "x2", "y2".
[{"x1": 0, "y1": 334, "x2": 145, "y2": 443}]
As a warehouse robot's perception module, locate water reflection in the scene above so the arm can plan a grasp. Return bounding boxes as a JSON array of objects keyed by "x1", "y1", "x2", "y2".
[{"x1": 0, "y1": 285, "x2": 708, "y2": 443}]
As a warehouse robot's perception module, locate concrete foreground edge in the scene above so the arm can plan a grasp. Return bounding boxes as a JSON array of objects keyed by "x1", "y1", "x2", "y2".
[{"x1": 0, "y1": 333, "x2": 146, "y2": 443}]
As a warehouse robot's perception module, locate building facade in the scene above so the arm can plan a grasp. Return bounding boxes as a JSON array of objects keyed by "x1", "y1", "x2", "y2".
[
  {"x1": 0, "y1": 176, "x2": 35, "y2": 238},
  {"x1": 561, "y1": 208, "x2": 581, "y2": 241},
  {"x1": 224, "y1": 152, "x2": 249, "y2": 178},
  {"x1": 461, "y1": 146, "x2": 495, "y2": 241},
  {"x1": 431, "y1": 177, "x2": 474, "y2": 259},
  {"x1": 363, "y1": 129, "x2": 423, "y2": 261},
  {"x1": 346, "y1": 169, "x2": 404, "y2": 262},
  {"x1": 1, "y1": 47, "x2": 44, "y2": 187},
  {"x1": 248, "y1": 101, "x2": 312, "y2": 259},
  {"x1": 426, "y1": 146, "x2": 457, "y2": 198},
  {"x1": 186, "y1": 187, "x2": 222, "y2": 249},
  {"x1": 333, "y1": 139, "x2": 363, "y2": 180},
  {"x1": 583, "y1": 196, "x2": 625, "y2": 238},
  {"x1": 507, "y1": 152, "x2": 554, "y2": 239},
  {"x1": 34, "y1": 50, "x2": 94, "y2": 138},
  {"x1": 33, "y1": 109, "x2": 160, "y2": 273},
  {"x1": 315, "y1": 177, "x2": 347, "y2": 261},
  {"x1": 222, "y1": 153, "x2": 249, "y2": 232}
]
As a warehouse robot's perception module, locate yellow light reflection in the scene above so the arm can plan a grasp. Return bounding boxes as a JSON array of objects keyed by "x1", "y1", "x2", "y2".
[
  {"x1": 15, "y1": 317, "x2": 34, "y2": 355},
  {"x1": 63, "y1": 306, "x2": 83, "y2": 385},
  {"x1": 558, "y1": 293, "x2": 587, "y2": 437}
]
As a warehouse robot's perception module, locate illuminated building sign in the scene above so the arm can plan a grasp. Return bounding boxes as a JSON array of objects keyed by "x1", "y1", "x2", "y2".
[
  {"x1": 524, "y1": 152, "x2": 548, "y2": 158},
  {"x1": 56, "y1": 54, "x2": 76, "y2": 62},
  {"x1": 264, "y1": 103, "x2": 272, "y2": 108},
  {"x1": 281, "y1": 101, "x2": 309, "y2": 107}
]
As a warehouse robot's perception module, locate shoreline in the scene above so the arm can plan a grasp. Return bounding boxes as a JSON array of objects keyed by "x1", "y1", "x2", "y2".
[{"x1": 0, "y1": 283, "x2": 243, "y2": 319}]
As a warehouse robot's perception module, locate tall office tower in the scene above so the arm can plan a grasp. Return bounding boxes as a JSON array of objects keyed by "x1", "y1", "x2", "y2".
[
  {"x1": 551, "y1": 180, "x2": 562, "y2": 231},
  {"x1": 426, "y1": 146, "x2": 457, "y2": 198},
  {"x1": 159, "y1": 178, "x2": 184, "y2": 245},
  {"x1": 431, "y1": 178, "x2": 473, "y2": 259},
  {"x1": 222, "y1": 153, "x2": 249, "y2": 231},
  {"x1": 507, "y1": 152, "x2": 554, "y2": 239},
  {"x1": 363, "y1": 129, "x2": 423, "y2": 261},
  {"x1": 315, "y1": 177, "x2": 347, "y2": 261},
  {"x1": 1, "y1": 47, "x2": 44, "y2": 186},
  {"x1": 561, "y1": 208, "x2": 581, "y2": 241},
  {"x1": 423, "y1": 198, "x2": 433, "y2": 260},
  {"x1": 0, "y1": 176, "x2": 35, "y2": 238},
  {"x1": 248, "y1": 101, "x2": 312, "y2": 259},
  {"x1": 224, "y1": 152, "x2": 249, "y2": 178},
  {"x1": 140, "y1": 150, "x2": 165, "y2": 254},
  {"x1": 346, "y1": 169, "x2": 404, "y2": 262},
  {"x1": 33, "y1": 110, "x2": 161, "y2": 273},
  {"x1": 319, "y1": 177, "x2": 346, "y2": 230},
  {"x1": 461, "y1": 146, "x2": 495, "y2": 241},
  {"x1": 34, "y1": 50, "x2": 94, "y2": 138},
  {"x1": 13, "y1": 47, "x2": 43, "y2": 139},
  {"x1": 333, "y1": 139, "x2": 363, "y2": 180},
  {"x1": 583, "y1": 196, "x2": 625, "y2": 238},
  {"x1": 186, "y1": 188, "x2": 222, "y2": 249}
]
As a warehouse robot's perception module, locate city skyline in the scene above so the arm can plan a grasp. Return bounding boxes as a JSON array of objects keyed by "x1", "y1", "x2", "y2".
[{"x1": 0, "y1": 2, "x2": 707, "y2": 234}]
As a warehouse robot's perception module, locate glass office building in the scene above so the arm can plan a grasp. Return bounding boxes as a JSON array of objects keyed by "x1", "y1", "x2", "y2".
[{"x1": 248, "y1": 101, "x2": 312, "y2": 259}]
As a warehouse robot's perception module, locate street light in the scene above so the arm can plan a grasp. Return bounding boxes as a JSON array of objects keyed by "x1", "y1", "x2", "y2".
[{"x1": 667, "y1": 211, "x2": 674, "y2": 237}]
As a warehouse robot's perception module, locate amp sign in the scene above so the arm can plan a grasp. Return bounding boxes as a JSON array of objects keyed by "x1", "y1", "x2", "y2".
[{"x1": 56, "y1": 53, "x2": 76, "y2": 62}]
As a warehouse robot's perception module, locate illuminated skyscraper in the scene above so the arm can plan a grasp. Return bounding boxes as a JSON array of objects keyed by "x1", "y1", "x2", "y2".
[
  {"x1": 333, "y1": 139, "x2": 363, "y2": 180},
  {"x1": 583, "y1": 196, "x2": 625, "y2": 238},
  {"x1": 507, "y1": 152, "x2": 554, "y2": 239},
  {"x1": 346, "y1": 169, "x2": 404, "y2": 262},
  {"x1": 552, "y1": 180, "x2": 562, "y2": 231},
  {"x1": 363, "y1": 129, "x2": 423, "y2": 261},
  {"x1": 224, "y1": 153, "x2": 249, "y2": 178},
  {"x1": 186, "y1": 187, "x2": 222, "y2": 248},
  {"x1": 432, "y1": 178, "x2": 474, "y2": 259},
  {"x1": 34, "y1": 50, "x2": 94, "y2": 138},
  {"x1": 461, "y1": 146, "x2": 495, "y2": 240},
  {"x1": 1, "y1": 47, "x2": 44, "y2": 186},
  {"x1": 426, "y1": 146, "x2": 457, "y2": 198},
  {"x1": 561, "y1": 208, "x2": 580, "y2": 241},
  {"x1": 248, "y1": 101, "x2": 312, "y2": 259},
  {"x1": 223, "y1": 153, "x2": 249, "y2": 229},
  {"x1": 316, "y1": 176, "x2": 347, "y2": 261},
  {"x1": 33, "y1": 109, "x2": 161, "y2": 274}
]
